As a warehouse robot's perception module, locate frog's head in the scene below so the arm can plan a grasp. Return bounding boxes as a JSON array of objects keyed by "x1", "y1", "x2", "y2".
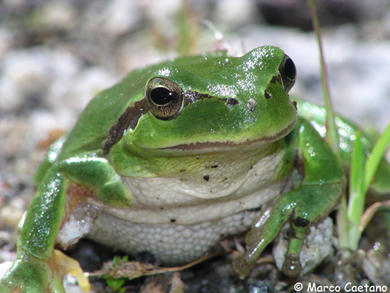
[{"x1": 113, "y1": 46, "x2": 297, "y2": 155}]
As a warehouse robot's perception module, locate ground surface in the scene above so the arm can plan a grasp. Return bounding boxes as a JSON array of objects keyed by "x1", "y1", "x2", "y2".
[{"x1": 1, "y1": 0, "x2": 390, "y2": 292}]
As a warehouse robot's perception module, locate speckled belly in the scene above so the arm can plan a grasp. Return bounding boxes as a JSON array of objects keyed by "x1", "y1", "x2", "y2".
[
  {"x1": 87, "y1": 208, "x2": 261, "y2": 265},
  {"x1": 86, "y1": 147, "x2": 291, "y2": 264}
]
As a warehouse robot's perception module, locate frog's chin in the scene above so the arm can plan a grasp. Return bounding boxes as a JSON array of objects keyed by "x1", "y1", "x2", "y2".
[{"x1": 160, "y1": 120, "x2": 296, "y2": 154}]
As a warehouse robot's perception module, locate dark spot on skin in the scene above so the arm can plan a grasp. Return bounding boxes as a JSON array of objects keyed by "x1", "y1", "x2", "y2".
[
  {"x1": 170, "y1": 218, "x2": 176, "y2": 223},
  {"x1": 205, "y1": 164, "x2": 218, "y2": 169},
  {"x1": 264, "y1": 90, "x2": 271, "y2": 99},
  {"x1": 203, "y1": 175, "x2": 210, "y2": 181},
  {"x1": 228, "y1": 98, "x2": 239, "y2": 106},
  {"x1": 179, "y1": 169, "x2": 186, "y2": 173},
  {"x1": 223, "y1": 98, "x2": 239, "y2": 106},
  {"x1": 294, "y1": 217, "x2": 310, "y2": 227}
]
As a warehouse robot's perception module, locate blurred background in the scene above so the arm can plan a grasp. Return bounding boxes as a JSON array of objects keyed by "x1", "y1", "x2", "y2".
[{"x1": 1, "y1": 0, "x2": 390, "y2": 291}]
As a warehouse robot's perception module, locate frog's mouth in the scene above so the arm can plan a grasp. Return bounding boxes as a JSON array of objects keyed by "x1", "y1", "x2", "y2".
[{"x1": 160, "y1": 119, "x2": 296, "y2": 152}]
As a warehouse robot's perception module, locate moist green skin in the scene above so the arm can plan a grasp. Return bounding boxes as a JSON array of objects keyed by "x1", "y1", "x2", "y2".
[
  {"x1": 1, "y1": 46, "x2": 389, "y2": 292},
  {"x1": 58, "y1": 47, "x2": 295, "y2": 159}
]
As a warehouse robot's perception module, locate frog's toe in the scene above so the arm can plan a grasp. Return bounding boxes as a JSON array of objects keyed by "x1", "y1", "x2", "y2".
[
  {"x1": 232, "y1": 203, "x2": 293, "y2": 277},
  {"x1": 49, "y1": 249, "x2": 91, "y2": 292},
  {"x1": 273, "y1": 217, "x2": 334, "y2": 277},
  {"x1": 281, "y1": 253, "x2": 301, "y2": 278},
  {"x1": 232, "y1": 254, "x2": 254, "y2": 279},
  {"x1": 0, "y1": 249, "x2": 90, "y2": 293}
]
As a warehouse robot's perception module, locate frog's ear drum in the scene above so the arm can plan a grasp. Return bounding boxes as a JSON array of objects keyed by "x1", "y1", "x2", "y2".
[
  {"x1": 146, "y1": 77, "x2": 184, "y2": 120},
  {"x1": 279, "y1": 55, "x2": 296, "y2": 93}
]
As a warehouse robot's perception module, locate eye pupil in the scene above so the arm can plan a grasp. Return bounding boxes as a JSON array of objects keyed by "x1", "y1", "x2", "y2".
[
  {"x1": 146, "y1": 77, "x2": 184, "y2": 120},
  {"x1": 283, "y1": 57, "x2": 296, "y2": 80},
  {"x1": 279, "y1": 55, "x2": 296, "y2": 93},
  {"x1": 150, "y1": 87, "x2": 176, "y2": 105}
]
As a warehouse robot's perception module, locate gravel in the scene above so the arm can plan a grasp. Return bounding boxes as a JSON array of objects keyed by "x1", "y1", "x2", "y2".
[{"x1": 1, "y1": 0, "x2": 389, "y2": 292}]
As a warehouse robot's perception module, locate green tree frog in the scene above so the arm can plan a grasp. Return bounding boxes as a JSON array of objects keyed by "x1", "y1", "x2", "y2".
[{"x1": 1, "y1": 46, "x2": 389, "y2": 292}]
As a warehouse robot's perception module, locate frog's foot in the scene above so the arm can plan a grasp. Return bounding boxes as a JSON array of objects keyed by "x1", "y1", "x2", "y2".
[
  {"x1": 232, "y1": 206, "x2": 306, "y2": 278},
  {"x1": 0, "y1": 249, "x2": 90, "y2": 293},
  {"x1": 49, "y1": 249, "x2": 91, "y2": 292},
  {"x1": 233, "y1": 183, "x2": 342, "y2": 278},
  {"x1": 274, "y1": 217, "x2": 334, "y2": 277}
]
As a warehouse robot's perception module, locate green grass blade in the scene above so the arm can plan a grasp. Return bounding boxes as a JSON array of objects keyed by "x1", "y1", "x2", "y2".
[
  {"x1": 346, "y1": 131, "x2": 365, "y2": 250},
  {"x1": 349, "y1": 131, "x2": 365, "y2": 197},
  {"x1": 337, "y1": 195, "x2": 349, "y2": 248},
  {"x1": 346, "y1": 124, "x2": 390, "y2": 250},
  {"x1": 307, "y1": 0, "x2": 340, "y2": 157},
  {"x1": 364, "y1": 123, "x2": 390, "y2": 192}
]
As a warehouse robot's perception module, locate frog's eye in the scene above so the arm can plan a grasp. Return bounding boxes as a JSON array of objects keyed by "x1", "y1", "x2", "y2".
[
  {"x1": 279, "y1": 55, "x2": 296, "y2": 93},
  {"x1": 146, "y1": 77, "x2": 184, "y2": 120}
]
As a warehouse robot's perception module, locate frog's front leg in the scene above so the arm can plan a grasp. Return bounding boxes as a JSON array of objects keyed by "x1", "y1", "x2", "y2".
[
  {"x1": 233, "y1": 118, "x2": 346, "y2": 278},
  {"x1": 0, "y1": 153, "x2": 132, "y2": 293}
]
